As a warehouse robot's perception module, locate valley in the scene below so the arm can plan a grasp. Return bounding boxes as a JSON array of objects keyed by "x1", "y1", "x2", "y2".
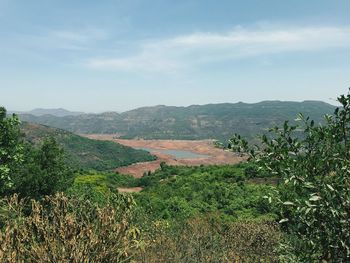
[
  {"x1": 20, "y1": 122, "x2": 156, "y2": 170},
  {"x1": 18, "y1": 100, "x2": 335, "y2": 142},
  {"x1": 84, "y1": 135, "x2": 244, "y2": 177},
  {"x1": 2, "y1": 98, "x2": 347, "y2": 261},
  {"x1": 2, "y1": 0, "x2": 348, "y2": 260}
]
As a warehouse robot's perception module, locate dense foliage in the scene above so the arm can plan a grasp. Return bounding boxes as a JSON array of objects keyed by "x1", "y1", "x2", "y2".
[
  {"x1": 135, "y1": 163, "x2": 276, "y2": 221},
  {"x1": 0, "y1": 107, "x2": 22, "y2": 194},
  {"x1": 66, "y1": 165, "x2": 282, "y2": 262},
  {"x1": 231, "y1": 93, "x2": 350, "y2": 261},
  {"x1": 69, "y1": 163, "x2": 277, "y2": 222},
  {"x1": 136, "y1": 216, "x2": 281, "y2": 262},
  {"x1": 12, "y1": 138, "x2": 73, "y2": 199},
  {"x1": 21, "y1": 122, "x2": 156, "y2": 170},
  {"x1": 2, "y1": 94, "x2": 347, "y2": 262},
  {"x1": 68, "y1": 170, "x2": 137, "y2": 204},
  {"x1": 0, "y1": 109, "x2": 74, "y2": 199}
]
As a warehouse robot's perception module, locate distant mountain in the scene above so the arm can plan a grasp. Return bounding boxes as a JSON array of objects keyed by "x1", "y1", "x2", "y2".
[
  {"x1": 13, "y1": 108, "x2": 84, "y2": 117},
  {"x1": 18, "y1": 101, "x2": 336, "y2": 142},
  {"x1": 20, "y1": 122, "x2": 155, "y2": 170}
]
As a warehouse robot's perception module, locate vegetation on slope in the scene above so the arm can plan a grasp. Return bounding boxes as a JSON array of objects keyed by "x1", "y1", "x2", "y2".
[
  {"x1": 0, "y1": 193, "x2": 138, "y2": 262},
  {"x1": 65, "y1": 163, "x2": 282, "y2": 262},
  {"x1": 134, "y1": 163, "x2": 276, "y2": 221},
  {"x1": 1, "y1": 91, "x2": 349, "y2": 262},
  {"x1": 18, "y1": 100, "x2": 335, "y2": 142},
  {"x1": 11, "y1": 108, "x2": 84, "y2": 117},
  {"x1": 69, "y1": 163, "x2": 276, "y2": 222},
  {"x1": 21, "y1": 122, "x2": 156, "y2": 170},
  {"x1": 0, "y1": 107, "x2": 74, "y2": 199}
]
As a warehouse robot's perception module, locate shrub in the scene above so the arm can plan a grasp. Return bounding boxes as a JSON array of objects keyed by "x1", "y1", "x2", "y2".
[
  {"x1": 0, "y1": 193, "x2": 140, "y2": 262},
  {"x1": 0, "y1": 108, "x2": 23, "y2": 194},
  {"x1": 12, "y1": 138, "x2": 74, "y2": 199},
  {"x1": 136, "y1": 216, "x2": 281, "y2": 262},
  {"x1": 230, "y1": 92, "x2": 350, "y2": 261}
]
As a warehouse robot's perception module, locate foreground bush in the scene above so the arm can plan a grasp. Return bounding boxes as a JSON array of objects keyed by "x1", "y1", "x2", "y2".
[
  {"x1": 136, "y1": 216, "x2": 281, "y2": 263},
  {"x1": 0, "y1": 193, "x2": 140, "y2": 263},
  {"x1": 0, "y1": 107, "x2": 22, "y2": 194},
  {"x1": 231, "y1": 92, "x2": 350, "y2": 261}
]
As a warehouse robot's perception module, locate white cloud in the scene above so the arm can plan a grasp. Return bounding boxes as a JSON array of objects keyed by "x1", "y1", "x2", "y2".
[
  {"x1": 86, "y1": 25, "x2": 350, "y2": 72},
  {"x1": 13, "y1": 27, "x2": 109, "y2": 51}
]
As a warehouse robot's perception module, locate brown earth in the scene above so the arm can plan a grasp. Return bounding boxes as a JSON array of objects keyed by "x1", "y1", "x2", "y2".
[
  {"x1": 83, "y1": 135, "x2": 244, "y2": 178},
  {"x1": 117, "y1": 187, "x2": 143, "y2": 193}
]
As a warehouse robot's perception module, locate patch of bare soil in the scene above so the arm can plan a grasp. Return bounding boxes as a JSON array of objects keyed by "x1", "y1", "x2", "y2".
[
  {"x1": 117, "y1": 187, "x2": 143, "y2": 193},
  {"x1": 83, "y1": 135, "x2": 244, "y2": 178}
]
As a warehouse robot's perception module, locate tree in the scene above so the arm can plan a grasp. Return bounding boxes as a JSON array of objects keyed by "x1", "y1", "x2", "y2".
[
  {"x1": 0, "y1": 107, "x2": 23, "y2": 194},
  {"x1": 13, "y1": 137, "x2": 73, "y2": 199},
  {"x1": 230, "y1": 92, "x2": 350, "y2": 261}
]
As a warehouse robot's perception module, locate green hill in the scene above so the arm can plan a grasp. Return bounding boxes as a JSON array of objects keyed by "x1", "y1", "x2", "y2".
[
  {"x1": 11, "y1": 108, "x2": 84, "y2": 117},
  {"x1": 20, "y1": 122, "x2": 156, "y2": 170},
  {"x1": 19, "y1": 101, "x2": 336, "y2": 142}
]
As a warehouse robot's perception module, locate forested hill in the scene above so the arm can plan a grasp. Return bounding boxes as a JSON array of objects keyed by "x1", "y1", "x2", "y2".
[
  {"x1": 20, "y1": 122, "x2": 155, "y2": 170},
  {"x1": 11, "y1": 108, "x2": 84, "y2": 117},
  {"x1": 19, "y1": 100, "x2": 336, "y2": 141}
]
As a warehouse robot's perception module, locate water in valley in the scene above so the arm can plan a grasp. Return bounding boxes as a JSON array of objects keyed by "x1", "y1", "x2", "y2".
[{"x1": 137, "y1": 147, "x2": 209, "y2": 159}]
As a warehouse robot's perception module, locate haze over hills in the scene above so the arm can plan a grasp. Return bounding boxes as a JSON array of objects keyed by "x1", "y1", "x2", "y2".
[
  {"x1": 20, "y1": 122, "x2": 155, "y2": 170},
  {"x1": 11, "y1": 108, "x2": 84, "y2": 117},
  {"x1": 18, "y1": 100, "x2": 336, "y2": 142}
]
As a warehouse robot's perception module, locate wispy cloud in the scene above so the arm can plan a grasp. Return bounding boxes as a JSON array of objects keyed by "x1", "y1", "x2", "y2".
[
  {"x1": 13, "y1": 27, "x2": 108, "y2": 51},
  {"x1": 86, "y1": 25, "x2": 350, "y2": 73}
]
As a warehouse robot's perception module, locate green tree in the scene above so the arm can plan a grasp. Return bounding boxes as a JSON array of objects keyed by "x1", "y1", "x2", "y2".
[
  {"x1": 13, "y1": 137, "x2": 73, "y2": 199},
  {"x1": 230, "y1": 92, "x2": 350, "y2": 261},
  {"x1": 0, "y1": 107, "x2": 23, "y2": 194}
]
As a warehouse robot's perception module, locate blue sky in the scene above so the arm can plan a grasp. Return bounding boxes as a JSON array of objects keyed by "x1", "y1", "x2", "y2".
[{"x1": 1, "y1": 0, "x2": 350, "y2": 112}]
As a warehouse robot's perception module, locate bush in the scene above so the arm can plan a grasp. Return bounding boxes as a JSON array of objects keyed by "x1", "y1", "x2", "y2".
[
  {"x1": 136, "y1": 216, "x2": 281, "y2": 262},
  {"x1": 136, "y1": 164, "x2": 275, "y2": 222},
  {"x1": 0, "y1": 108, "x2": 23, "y2": 194},
  {"x1": 230, "y1": 92, "x2": 350, "y2": 261},
  {"x1": 12, "y1": 138, "x2": 74, "y2": 199},
  {"x1": 0, "y1": 193, "x2": 140, "y2": 262}
]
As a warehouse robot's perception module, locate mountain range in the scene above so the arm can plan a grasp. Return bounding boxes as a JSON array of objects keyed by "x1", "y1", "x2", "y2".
[
  {"x1": 11, "y1": 108, "x2": 84, "y2": 117},
  {"x1": 17, "y1": 101, "x2": 336, "y2": 142}
]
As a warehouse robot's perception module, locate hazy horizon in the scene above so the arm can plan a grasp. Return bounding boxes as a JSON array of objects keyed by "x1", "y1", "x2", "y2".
[
  {"x1": 8, "y1": 98, "x2": 339, "y2": 115},
  {"x1": 1, "y1": 0, "x2": 349, "y2": 112}
]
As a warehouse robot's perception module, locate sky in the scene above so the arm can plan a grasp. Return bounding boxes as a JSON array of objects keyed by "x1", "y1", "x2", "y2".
[{"x1": 1, "y1": 0, "x2": 350, "y2": 113}]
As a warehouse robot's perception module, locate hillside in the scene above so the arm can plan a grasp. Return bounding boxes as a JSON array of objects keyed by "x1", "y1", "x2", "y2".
[
  {"x1": 20, "y1": 122, "x2": 156, "y2": 170},
  {"x1": 12, "y1": 108, "x2": 84, "y2": 117},
  {"x1": 18, "y1": 101, "x2": 336, "y2": 141}
]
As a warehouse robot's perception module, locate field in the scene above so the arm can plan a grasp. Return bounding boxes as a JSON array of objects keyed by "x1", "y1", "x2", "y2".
[{"x1": 83, "y1": 135, "x2": 244, "y2": 178}]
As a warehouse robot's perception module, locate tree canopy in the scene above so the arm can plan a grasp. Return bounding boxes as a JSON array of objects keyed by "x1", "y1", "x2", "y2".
[
  {"x1": 0, "y1": 107, "x2": 23, "y2": 194},
  {"x1": 0, "y1": 107, "x2": 73, "y2": 199},
  {"x1": 230, "y1": 92, "x2": 350, "y2": 261}
]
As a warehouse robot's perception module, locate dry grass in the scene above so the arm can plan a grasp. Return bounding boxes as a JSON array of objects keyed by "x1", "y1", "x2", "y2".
[
  {"x1": 0, "y1": 193, "x2": 140, "y2": 263},
  {"x1": 118, "y1": 187, "x2": 143, "y2": 193},
  {"x1": 136, "y1": 217, "x2": 281, "y2": 263},
  {"x1": 0, "y1": 195, "x2": 281, "y2": 262}
]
